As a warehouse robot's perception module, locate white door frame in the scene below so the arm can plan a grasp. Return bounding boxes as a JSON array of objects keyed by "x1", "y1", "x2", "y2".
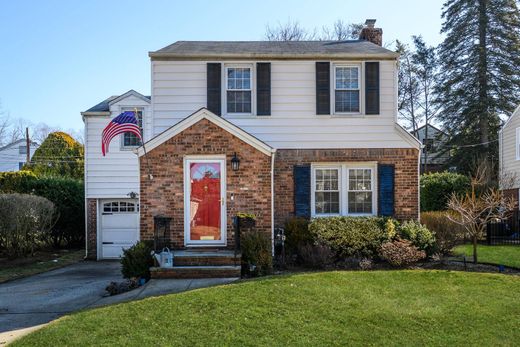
[{"x1": 183, "y1": 156, "x2": 227, "y2": 247}]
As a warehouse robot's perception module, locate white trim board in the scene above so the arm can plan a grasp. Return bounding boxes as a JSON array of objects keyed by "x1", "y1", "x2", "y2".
[{"x1": 137, "y1": 108, "x2": 274, "y2": 157}]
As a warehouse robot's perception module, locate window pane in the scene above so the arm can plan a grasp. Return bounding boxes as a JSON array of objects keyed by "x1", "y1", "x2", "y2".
[
  {"x1": 227, "y1": 91, "x2": 251, "y2": 113},
  {"x1": 349, "y1": 169, "x2": 372, "y2": 191},
  {"x1": 123, "y1": 110, "x2": 143, "y2": 147},
  {"x1": 315, "y1": 192, "x2": 340, "y2": 214},
  {"x1": 348, "y1": 192, "x2": 373, "y2": 214},
  {"x1": 19, "y1": 146, "x2": 27, "y2": 154},
  {"x1": 335, "y1": 90, "x2": 360, "y2": 113},
  {"x1": 315, "y1": 169, "x2": 339, "y2": 191},
  {"x1": 227, "y1": 68, "x2": 251, "y2": 90},
  {"x1": 336, "y1": 67, "x2": 359, "y2": 89}
]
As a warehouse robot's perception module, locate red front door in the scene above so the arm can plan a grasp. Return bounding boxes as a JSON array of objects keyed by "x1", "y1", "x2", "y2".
[{"x1": 188, "y1": 161, "x2": 224, "y2": 243}]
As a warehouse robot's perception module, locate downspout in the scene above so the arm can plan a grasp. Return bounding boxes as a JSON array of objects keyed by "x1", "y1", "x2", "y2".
[
  {"x1": 418, "y1": 144, "x2": 423, "y2": 222},
  {"x1": 83, "y1": 117, "x2": 89, "y2": 260},
  {"x1": 271, "y1": 149, "x2": 277, "y2": 256}
]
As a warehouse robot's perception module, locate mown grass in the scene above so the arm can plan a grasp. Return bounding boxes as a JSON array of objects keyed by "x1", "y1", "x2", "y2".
[
  {"x1": 453, "y1": 244, "x2": 520, "y2": 268},
  {"x1": 0, "y1": 249, "x2": 84, "y2": 283},
  {"x1": 13, "y1": 270, "x2": 520, "y2": 346}
]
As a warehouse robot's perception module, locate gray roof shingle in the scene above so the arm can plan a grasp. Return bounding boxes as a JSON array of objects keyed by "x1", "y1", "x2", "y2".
[{"x1": 150, "y1": 40, "x2": 399, "y2": 59}]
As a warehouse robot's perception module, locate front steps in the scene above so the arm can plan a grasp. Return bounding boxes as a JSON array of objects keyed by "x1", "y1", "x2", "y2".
[{"x1": 150, "y1": 249, "x2": 241, "y2": 279}]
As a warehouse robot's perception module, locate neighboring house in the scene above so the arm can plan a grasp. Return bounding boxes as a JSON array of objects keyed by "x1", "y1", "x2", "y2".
[
  {"x1": 412, "y1": 124, "x2": 450, "y2": 173},
  {"x1": 81, "y1": 20, "x2": 421, "y2": 274},
  {"x1": 499, "y1": 104, "x2": 520, "y2": 204},
  {"x1": 0, "y1": 139, "x2": 39, "y2": 172}
]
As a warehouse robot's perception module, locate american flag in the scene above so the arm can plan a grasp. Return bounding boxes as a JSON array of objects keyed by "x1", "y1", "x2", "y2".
[{"x1": 101, "y1": 111, "x2": 142, "y2": 156}]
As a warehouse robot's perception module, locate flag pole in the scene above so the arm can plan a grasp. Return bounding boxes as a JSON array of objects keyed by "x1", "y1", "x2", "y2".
[{"x1": 135, "y1": 108, "x2": 153, "y2": 181}]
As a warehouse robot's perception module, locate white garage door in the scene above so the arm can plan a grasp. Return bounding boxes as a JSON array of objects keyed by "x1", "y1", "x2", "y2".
[{"x1": 100, "y1": 200, "x2": 139, "y2": 259}]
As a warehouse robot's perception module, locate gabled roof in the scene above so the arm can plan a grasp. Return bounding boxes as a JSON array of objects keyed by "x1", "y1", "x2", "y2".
[
  {"x1": 0, "y1": 139, "x2": 39, "y2": 152},
  {"x1": 412, "y1": 124, "x2": 447, "y2": 136},
  {"x1": 82, "y1": 90, "x2": 150, "y2": 116},
  {"x1": 137, "y1": 108, "x2": 275, "y2": 157},
  {"x1": 150, "y1": 40, "x2": 399, "y2": 60}
]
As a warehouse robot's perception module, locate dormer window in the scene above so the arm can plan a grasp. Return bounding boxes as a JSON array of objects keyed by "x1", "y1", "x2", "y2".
[
  {"x1": 334, "y1": 66, "x2": 360, "y2": 114},
  {"x1": 122, "y1": 108, "x2": 143, "y2": 148},
  {"x1": 226, "y1": 67, "x2": 252, "y2": 114}
]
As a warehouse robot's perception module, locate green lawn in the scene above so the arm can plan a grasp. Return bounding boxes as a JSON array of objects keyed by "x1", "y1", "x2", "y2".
[
  {"x1": 0, "y1": 250, "x2": 84, "y2": 283},
  {"x1": 13, "y1": 271, "x2": 520, "y2": 346},
  {"x1": 453, "y1": 244, "x2": 520, "y2": 268}
]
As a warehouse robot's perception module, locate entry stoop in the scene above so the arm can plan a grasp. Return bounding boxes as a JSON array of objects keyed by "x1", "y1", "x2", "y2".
[{"x1": 150, "y1": 249, "x2": 241, "y2": 279}]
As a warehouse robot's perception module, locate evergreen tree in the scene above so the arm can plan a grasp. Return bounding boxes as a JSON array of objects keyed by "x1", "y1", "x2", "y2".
[
  {"x1": 436, "y1": 0, "x2": 520, "y2": 174},
  {"x1": 26, "y1": 131, "x2": 84, "y2": 179}
]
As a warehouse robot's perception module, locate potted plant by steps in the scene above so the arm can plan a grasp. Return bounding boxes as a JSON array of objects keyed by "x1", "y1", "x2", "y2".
[{"x1": 237, "y1": 212, "x2": 256, "y2": 229}]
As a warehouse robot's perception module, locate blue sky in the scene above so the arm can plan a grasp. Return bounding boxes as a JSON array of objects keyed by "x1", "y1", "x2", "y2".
[{"x1": 0, "y1": 0, "x2": 444, "y2": 132}]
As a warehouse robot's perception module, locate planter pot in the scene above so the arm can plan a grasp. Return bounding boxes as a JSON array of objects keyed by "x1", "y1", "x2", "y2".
[{"x1": 239, "y1": 217, "x2": 256, "y2": 229}]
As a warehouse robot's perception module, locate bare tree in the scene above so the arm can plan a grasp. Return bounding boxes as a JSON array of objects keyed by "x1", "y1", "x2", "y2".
[
  {"x1": 32, "y1": 122, "x2": 59, "y2": 144},
  {"x1": 320, "y1": 20, "x2": 363, "y2": 40},
  {"x1": 0, "y1": 105, "x2": 11, "y2": 147},
  {"x1": 396, "y1": 40, "x2": 420, "y2": 133},
  {"x1": 265, "y1": 19, "x2": 362, "y2": 41},
  {"x1": 448, "y1": 164, "x2": 517, "y2": 263},
  {"x1": 265, "y1": 19, "x2": 315, "y2": 41}
]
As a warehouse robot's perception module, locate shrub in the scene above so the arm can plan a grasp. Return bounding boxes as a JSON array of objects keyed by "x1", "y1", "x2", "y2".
[
  {"x1": 121, "y1": 241, "x2": 154, "y2": 280},
  {"x1": 0, "y1": 172, "x2": 84, "y2": 248},
  {"x1": 284, "y1": 217, "x2": 312, "y2": 255},
  {"x1": 421, "y1": 211, "x2": 465, "y2": 255},
  {"x1": 398, "y1": 220, "x2": 435, "y2": 255},
  {"x1": 379, "y1": 239, "x2": 426, "y2": 266},
  {"x1": 359, "y1": 258, "x2": 373, "y2": 270},
  {"x1": 0, "y1": 193, "x2": 58, "y2": 258},
  {"x1": 297, "y1": 244, "x2": 333, "y2": 269},
  {"x1": 241, "y1": 231, "x2": 273, "y2": 276},
  {"x1": 421, "y1": 172, "x2": 470, "y2": 211},
  {"x1": 0, "y1": 171, "x2": 38, "y2": 192},
  {"x1": 309, "y1": 217, "x2": 388, "y2": 259}
]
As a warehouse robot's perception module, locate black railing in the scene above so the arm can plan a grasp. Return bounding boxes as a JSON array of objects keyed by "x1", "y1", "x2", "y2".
[{"x1": 486, "y1": 210, "x2": 520, "y2": 245}]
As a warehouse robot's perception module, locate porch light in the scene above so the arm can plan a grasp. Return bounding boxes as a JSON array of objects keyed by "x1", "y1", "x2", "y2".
[{"x1": 231, "y1": 152, "x2": 240, "y2": 171}]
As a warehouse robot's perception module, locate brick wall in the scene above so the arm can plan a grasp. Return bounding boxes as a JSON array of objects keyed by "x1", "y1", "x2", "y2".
[
  {"x1": 140, "y1": 118, "x2": 272, "y2": 249},
  {"x1": 86, "y1": 198, "x2": 97, "y2": 260},
  {"x1": 273, "y1": 148, "x2": 419, "y2": 226}
]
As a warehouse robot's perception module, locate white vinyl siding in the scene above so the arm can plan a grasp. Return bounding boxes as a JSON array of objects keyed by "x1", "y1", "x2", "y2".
[
  {"x1": 151, "y1": 60, "x2": 413, "y2": 149},
  {"x1": 499, "y1": 106, "x2": 520, "y2": 190},
  {"x1": 84, "y1": 94, "x2": 150, "y2": 198}
]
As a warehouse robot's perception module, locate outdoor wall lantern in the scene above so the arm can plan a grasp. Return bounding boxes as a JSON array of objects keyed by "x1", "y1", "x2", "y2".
[{"x1": 231, "y1": 152, "x2": 240, "y2": 171}]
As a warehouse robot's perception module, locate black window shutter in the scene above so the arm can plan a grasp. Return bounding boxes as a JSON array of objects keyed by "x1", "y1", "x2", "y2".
[
  {"x1": 256, "y1": 63, "x2": 271, "y2": 116},
  {"x1": 316, "y1": 62, "x2": 330, "y2": 115},
  {"x1": 294, "y1": 165, "x2": 311, "y2": 218},
  {"x1": 378, "y1": 164, "x2": 395, "y2": 217},
  {"x1": 207, "y1": 63, "x2": 221, "y2": 116},
  {"x1": 365, "y1": 62, "x2": 380, "y2": 115}
]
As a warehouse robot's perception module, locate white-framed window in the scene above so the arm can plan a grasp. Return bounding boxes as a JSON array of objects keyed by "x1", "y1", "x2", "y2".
[
  {"x1": 19, "y1": 145, "x2": 27, "y2": 155},
  {"x1": 516, "y1": 127, "x2": 520, "y2": 160},
  {"x1": 334, "y1": 65, "x2": 361, "y2": 114},
  {"x1": 121, "y1": 108, "x2": 143, "y2": 149},
  {"x1": 314, "y1": 168, "x2": 341, "y2": 215},
  {"x1": 225, "y1": 66, "x2": 252, "y2": 114},
  {"x1": 103, "y1": 201, "x2": 139, "y2": 213},
  {"x1": 311, "y1": 163, "x2": 376, "y2": 217}
]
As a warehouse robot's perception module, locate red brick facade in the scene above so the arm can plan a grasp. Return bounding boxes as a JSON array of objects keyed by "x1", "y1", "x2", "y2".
[
  {"x1": 273, "y1": 148, "x2": 419, "y2": 226},
  {"x1": 86, "y1": 198, "x2": 97, "y2": 260},
  {"x1": 139, "y1": 118, "x2": 272, "y2": 249}
]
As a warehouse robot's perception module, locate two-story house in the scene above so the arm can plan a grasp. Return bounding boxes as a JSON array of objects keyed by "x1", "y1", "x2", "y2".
[
  {"x1": 0, "y1": 139, "x2": 39, "y2": 172},
  {"x1": 81, "y1": 20, "x2": 421, "y2": 273}
]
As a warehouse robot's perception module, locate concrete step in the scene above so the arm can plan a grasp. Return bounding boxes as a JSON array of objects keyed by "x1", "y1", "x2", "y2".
[{"x1": 150, "y1": 265, "x2": 241, "y2": 279}]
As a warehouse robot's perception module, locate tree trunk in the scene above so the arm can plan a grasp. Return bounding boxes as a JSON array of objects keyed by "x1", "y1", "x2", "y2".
[
  {"x1": 478, "y1": 0, "x2": 489, "y2": 156},
  {"x1": 472, "y1": 235, "x2": 478, "y2": 264}
]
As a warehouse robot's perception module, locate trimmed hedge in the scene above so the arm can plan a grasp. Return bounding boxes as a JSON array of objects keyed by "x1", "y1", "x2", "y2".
[
  {"x1": 420, "y1": 172, "x2": 470, "y2": 211},
  {"x1": 0, "y1": 171, "x2": 84, "y2": 247},
  {"x1": 309, "y1": 217, "x2": 391, "y2": 259}
]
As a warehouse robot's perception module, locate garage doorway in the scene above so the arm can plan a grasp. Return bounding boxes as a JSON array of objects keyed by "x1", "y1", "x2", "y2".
[{"x1": 99, "y1": 199, "x2": 139, "y2": 259}]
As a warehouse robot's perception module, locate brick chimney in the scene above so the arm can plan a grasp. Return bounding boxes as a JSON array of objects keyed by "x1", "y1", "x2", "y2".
[{"x1": 358, "y1": 19, "x2": 382, "y2": 46}]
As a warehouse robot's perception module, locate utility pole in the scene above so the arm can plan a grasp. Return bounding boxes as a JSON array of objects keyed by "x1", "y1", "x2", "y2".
[{"x1": 25, "y1": 127, "x2": 30, "y2": 164}]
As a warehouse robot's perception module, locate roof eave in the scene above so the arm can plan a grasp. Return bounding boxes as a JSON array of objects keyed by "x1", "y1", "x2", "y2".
[
  {"x1": 149, "y1": 52, "x2": 399, "y2": 61},
  {"x1": 81, "y1": 111, "x2": 111, "y2": 117}
]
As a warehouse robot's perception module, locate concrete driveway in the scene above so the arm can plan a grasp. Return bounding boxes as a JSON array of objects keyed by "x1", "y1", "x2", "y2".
[
  {"x1": 0, "y1": 261, "x2": 123, "y2": 334},
  {"x1": 0, "y1": 260, "x2": 238, "y2": 344}
]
